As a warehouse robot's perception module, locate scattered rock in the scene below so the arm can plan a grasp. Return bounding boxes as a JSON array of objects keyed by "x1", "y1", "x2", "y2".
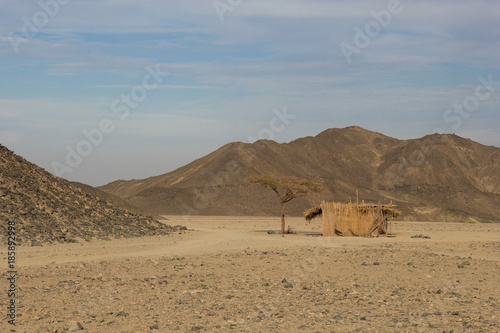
[
  {"x1": 68, "y1": 321, "x2": 84, "y2": 331},
  {"x1": 115, "y1": 311, "x2": 129, "y2": 317},
  {"x1": 411, "y1": 234, "x2": 431, "y2": 239},
  {"x1": 0, "y1": 144, "x2": 186, "y2": 245},
  {"x1": 284, "y1": 283, "x2": 294, "y2": 288}
]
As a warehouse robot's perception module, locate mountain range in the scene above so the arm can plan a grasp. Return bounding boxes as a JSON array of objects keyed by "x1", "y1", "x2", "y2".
[{"x1": 100, "y1": 126, "x2": 500, "y2": 222}]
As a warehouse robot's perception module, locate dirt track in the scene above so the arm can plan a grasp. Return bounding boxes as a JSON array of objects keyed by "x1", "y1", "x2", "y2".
[{"x1": 1, "y1": 217, "x2": 499, "y2": 332}]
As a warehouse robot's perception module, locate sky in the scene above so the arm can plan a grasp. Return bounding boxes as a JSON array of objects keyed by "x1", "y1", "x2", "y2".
[{"x1": 1, "y1": 0, "x2": 499, "y2": 186}]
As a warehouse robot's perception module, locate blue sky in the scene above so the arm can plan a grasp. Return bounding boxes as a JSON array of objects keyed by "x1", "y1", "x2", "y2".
[{"x1": 1, "y1": 0, "x2": 499, "y2": 186}]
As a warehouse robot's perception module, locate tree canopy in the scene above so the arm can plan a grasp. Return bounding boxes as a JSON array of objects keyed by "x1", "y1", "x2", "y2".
[{"x1": 246, "y1": 175, "x2": 323, "y2": 234}]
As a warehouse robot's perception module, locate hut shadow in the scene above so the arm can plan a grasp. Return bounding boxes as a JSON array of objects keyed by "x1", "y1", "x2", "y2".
[
  {"x1": 253, "y1": 230, "x2": 323, "y2": 236},
  {"x1": 304, "y1": 232, "x2": 323, "y2": 237}
]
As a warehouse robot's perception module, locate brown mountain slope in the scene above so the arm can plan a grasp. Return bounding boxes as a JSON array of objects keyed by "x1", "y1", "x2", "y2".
[
  {"x1": 71, "y1": 181, "x2": 153, "y2": 217},
  {"x1": 0, "y1": 144, "x2": 184, "y2": 245},
  {"x1": 100, "y1": 126, "x2": 500, "y2": 222}
]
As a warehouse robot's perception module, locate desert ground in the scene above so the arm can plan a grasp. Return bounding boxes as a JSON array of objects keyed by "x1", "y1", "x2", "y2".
[{"x1": 1, "y1": 217, "x2": 499, "y2": 333}]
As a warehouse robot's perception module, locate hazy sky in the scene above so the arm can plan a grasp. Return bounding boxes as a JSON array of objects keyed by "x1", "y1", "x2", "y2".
[{"x1": 1, "y1": 0, "x2": 499, "y2": 186}]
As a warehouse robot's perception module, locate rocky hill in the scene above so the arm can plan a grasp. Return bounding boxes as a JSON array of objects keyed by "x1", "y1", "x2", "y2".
[
  {"x1": 0, "y1": 144, "x2": 184, "y2": 245},
  {"x1": 100, "y1": 126, "x2": 500, "y2": 222}
]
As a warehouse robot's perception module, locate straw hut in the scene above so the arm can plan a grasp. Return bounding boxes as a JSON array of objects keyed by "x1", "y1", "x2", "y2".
[{"x1": 304, "y1": 201, "x2": 399, "y2": 236}]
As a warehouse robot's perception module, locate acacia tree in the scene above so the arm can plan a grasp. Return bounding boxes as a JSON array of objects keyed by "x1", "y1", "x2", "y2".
[{"x1": 246, "y1": 175, "x2": 323, "y2": 234}]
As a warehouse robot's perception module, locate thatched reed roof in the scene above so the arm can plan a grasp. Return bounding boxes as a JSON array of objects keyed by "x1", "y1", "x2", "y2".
[
  {"x1": 304, "y1": 203, "x2": 400, "y2": 222},
  {"x1": 357, "y1": 204, "x2": 400, "y2": 218},
  {"x1": 304, "y1": 205, "x2": 322, "y2": 222}
]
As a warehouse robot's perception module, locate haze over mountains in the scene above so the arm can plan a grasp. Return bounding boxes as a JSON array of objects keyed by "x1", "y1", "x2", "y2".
[{"x1": 101, "y1": 126, "x2": 500, "y2": 222}]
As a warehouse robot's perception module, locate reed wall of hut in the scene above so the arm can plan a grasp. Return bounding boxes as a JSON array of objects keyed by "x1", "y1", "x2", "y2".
[{"x1": 306, "y1": 201, "x2": 398, "y2": 237}]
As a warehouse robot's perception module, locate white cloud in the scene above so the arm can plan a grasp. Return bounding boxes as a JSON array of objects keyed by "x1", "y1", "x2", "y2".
[
  {"x1": 1, "y1": 0, "x2": 499, "y2": 185},
  {"x1": 93, "y1": 84, "x2": 215, "y2": 90}
]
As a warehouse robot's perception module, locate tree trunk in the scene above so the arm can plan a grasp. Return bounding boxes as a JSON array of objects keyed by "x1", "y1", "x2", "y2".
[{"x1": 280, "y1": 202, "x2": 286, "y2": 234}]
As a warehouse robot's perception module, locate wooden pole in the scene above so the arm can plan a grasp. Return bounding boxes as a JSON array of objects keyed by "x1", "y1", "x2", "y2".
[{"x1": 280, "y1": 202, "x2": 286, "y2": 234}]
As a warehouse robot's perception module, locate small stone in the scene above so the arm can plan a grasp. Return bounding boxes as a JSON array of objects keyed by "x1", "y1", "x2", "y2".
[
  {"x1": 191, "y1": 326, "x2": 203, "y2": 331},
  {"x1": 373, "y1": 262, "x2": 380, "y2": 265},
  {"x1": 411, "y1": 234, "x2": 430, "y2": 239},
  {"x1": 457, "y1": 260, "x2": 470, "y2": 268},
  {"x1": 150, "y1": 324, "x2": 159, "y2": 330},
  {"x1": 68, "y1": 322, "x2": 84, "y2": 331},
  {"x1": 281, "y1": 278, "x2": 288, "y2": 283},
  {"x1": 284, "y1": 283, "x2": 293, "y2": 288}
]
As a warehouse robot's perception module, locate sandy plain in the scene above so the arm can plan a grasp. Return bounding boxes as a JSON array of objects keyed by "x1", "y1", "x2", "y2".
[{"x1": 1, "y1": 216, "x2": 499, "y2": 332}]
